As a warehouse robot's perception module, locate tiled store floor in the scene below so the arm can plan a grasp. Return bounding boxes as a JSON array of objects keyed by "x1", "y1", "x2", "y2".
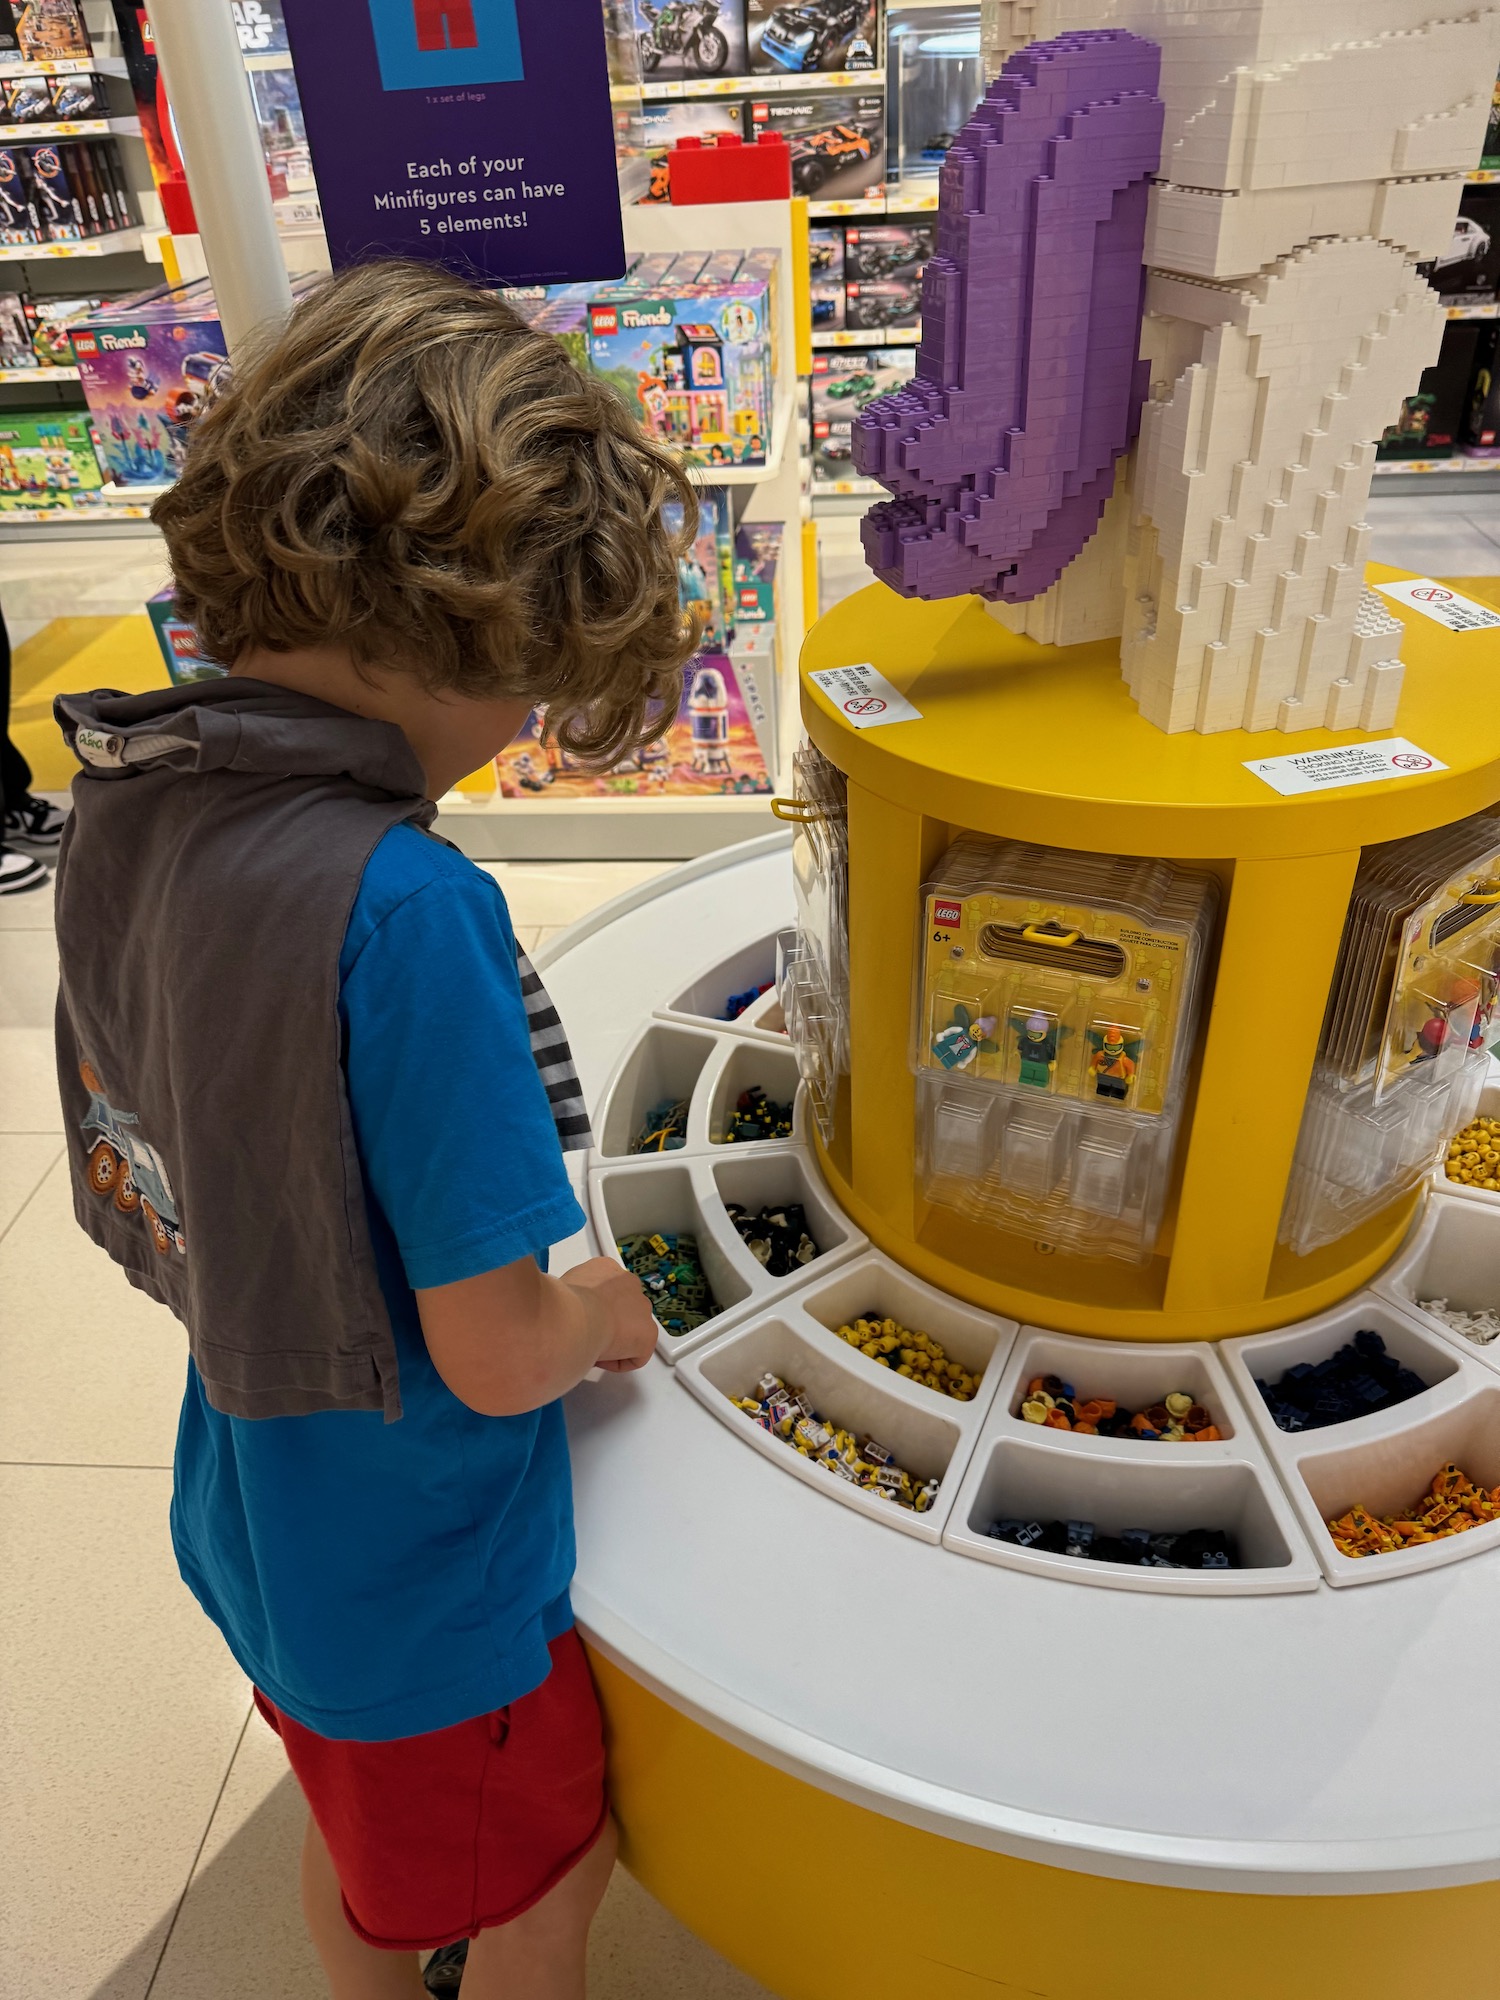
[{"x1": 0, "y1": 866, "x2": 770, "y2": 2000}]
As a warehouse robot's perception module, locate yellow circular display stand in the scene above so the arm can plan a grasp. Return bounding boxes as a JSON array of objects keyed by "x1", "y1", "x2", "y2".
[
  {"x1": 799, "y1": 563, "x2": 1500, "y2": 1340},
  {"x1": 558, "y1": 568, "x2": 1500, "y2": 2000}
]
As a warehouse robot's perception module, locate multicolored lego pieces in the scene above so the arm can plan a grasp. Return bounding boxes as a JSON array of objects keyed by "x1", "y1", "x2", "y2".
[{"x1": 854, "y1": 30, "x2": 1163, "y2": 604}]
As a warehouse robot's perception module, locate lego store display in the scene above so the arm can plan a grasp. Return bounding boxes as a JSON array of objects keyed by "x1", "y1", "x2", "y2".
[
  {"x1": 886, "y1": 2, "x2": 981, "y2": 185},
  {"x1": 857, "y1": 34, "x2": 1162, "y2": 604},
  {"x1": 809, "y1": 345, "x2": 914, "y2": 486},
  {"x1": 634, "y1": 0, "x2": 748, "y2": 79},
  {"x1": 913, "y1": 835, "x2": 1218, "y2": 1263},
  {"x1": 69, "y1": 280, "x2": 231, "y2": 486},
  {"x1": 748, "y1": 88, "x2": 884, "y2": 199},
  {"x1": 745, "y1": 0, "x2": 878, "y2": 73}
]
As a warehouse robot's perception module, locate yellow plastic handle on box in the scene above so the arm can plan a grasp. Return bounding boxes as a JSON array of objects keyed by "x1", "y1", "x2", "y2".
[{"x1": 1022, "y1": 924, "x2": 1082, "y2": 947}]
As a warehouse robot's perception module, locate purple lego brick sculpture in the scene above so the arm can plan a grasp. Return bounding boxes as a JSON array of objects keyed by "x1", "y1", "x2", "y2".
[{"x1": 855, "y1": 31, "x2": 1163, "y2": 604}]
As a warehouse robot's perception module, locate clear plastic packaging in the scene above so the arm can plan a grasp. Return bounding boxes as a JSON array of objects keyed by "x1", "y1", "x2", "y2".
[
  {"x1": 913, "y1": 834, "x2": 1219, "y2": 1262},
  {"x1": 1280, "y1": 814, "x2": 1500, "y2": 1255},
  {"x1": 777, "y1": 740, "x2": 849, "y2": 1146}
]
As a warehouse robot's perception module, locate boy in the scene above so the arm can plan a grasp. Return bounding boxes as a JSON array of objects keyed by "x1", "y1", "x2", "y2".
[{"x1": 52, "y1": 260, "x2": 702, "y2": 1999}]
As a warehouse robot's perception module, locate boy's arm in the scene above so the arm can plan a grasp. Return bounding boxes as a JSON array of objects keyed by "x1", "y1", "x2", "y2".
[{"x1": 417, "y1": 1254, "x2": 657, "y2": 1417}]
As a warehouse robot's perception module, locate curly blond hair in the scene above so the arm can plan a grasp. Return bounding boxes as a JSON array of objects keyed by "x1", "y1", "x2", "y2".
[{"x1": 152, "y1": 259, "x2": 702, "y2": 763}]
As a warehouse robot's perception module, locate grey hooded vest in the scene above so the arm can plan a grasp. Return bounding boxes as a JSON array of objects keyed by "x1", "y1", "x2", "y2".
[{"x1": 52, "y1": 678, "x2": 587, "y2": 1423}]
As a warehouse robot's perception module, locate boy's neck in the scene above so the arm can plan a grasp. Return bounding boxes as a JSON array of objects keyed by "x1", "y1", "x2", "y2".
[{"x1": 230, "y1": 645, "x2": 531, "y2": 800}]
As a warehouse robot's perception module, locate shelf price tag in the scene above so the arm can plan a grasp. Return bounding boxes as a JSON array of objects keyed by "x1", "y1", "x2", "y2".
[{"x1": 808, "y1": 662, "x2": 922, "y2": 729}]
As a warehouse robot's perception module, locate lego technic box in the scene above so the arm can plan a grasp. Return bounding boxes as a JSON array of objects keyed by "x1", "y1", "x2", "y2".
[
  {"x1": 745, "y1": 0, "x2": 878, "y2": 74},
  {"x1": 639, "y1": 98, "x2": 749, "y2": 203},
  {"x1": 586, "y1": 271, "x2": 774, "y2": 469},
  {"x1": 634, "y1": 0, "x2": 749, "y2": 83},
  {"x1": 494, "y1": 656, "x2": 772, "y2": 799},
  {"x1": 748, "y1": 90, "x2": 884, "y2": 200},
  {"x1": 809, "y1": 344, "x2": 914, "y2": 486},
  {"x1": 68, "y1": 281, "x2": 231, "y2": 486}
]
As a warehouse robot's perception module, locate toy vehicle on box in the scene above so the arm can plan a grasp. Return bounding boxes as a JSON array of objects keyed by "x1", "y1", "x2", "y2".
[
  {"x1": 69, "y1": 279, "x2": 232, "y2": 486},
  {"x1": 751, "y1": 0, "x2": 877, "y2": 71},
  {"x1": 1436, "y1": 214, "x2": 1492, "y2": 271},
  {"x1": 637, "y1": 0, "x2": 732, "y2": 74},
  {"x1": 789, "y1": 122, "x2": 874, "y2": 194}
]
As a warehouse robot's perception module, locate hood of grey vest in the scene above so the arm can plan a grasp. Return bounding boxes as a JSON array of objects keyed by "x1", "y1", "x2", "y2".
[
  {"x1": 52, "y1": 676, "x2": 439, "y2": 1422},
  {"x1": 55, "y1": 676, "x2": 429, "y2": 796}
]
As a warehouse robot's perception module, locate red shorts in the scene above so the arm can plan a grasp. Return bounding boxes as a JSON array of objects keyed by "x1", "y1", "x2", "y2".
[{"x1": 254, "y1": 1628, "x2": 608, "y2": 1951}]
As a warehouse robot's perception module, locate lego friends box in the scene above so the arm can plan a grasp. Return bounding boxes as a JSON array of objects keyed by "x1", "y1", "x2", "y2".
[
  {"x1": 587, "y1": 283, "x2": 773, "y2": 468},
  {"x1": 69, "y1": 281, "x2": 230, "y2": 487},
  {"x1": 496, "y1": 655, "x2": 771, "y2": 798}
]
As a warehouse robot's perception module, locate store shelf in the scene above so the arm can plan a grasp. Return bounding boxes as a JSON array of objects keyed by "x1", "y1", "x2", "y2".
[
  {"x1": 1444, "y1": 300, "x2": 1500, "y2": 319},
  {"x1": 811, "y1": 325, "x2": 919, "y2": 348},
  {"x1": 438, "y1": 790, "x2": 777, "y2": 861},
  {"x1": 0, "y1": 114, "x2": 138, "y2": 140},
  {"x1": 809, "y1": 186, "x2": 939, "y2": 218},
  {"x1": 813, "y1": 475, "x2": 884, "y2": 498},
  {"x1": 645, "y1": 69, "x2": 881, "y2": 101},
  {"x1": 242, "y1": 51, "x2": 295, "y2": 71},
  {"x1": 0, "y1": 364, "x2": 78, "y2": 383},
  {"x1": 0, "y1": 228, "x2": 143, "y2": 260},
  {"x1": 1373, "y1": 457, "x2": 1500, "y2": 490},
  {"x1": 1469, "y1": 168, "x2": 1500, "y2": 183},
  {"x1": 808, "y1": 193, "x2": 886, "y2": 217},
  {"x1": 0, "y1": 55, "x2": 127, "y2": 77}
]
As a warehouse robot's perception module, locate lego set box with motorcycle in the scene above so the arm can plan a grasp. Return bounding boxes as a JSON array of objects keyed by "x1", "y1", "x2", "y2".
[{"x1": 632, "y1": 0, "x2": 750, "y2": 82}]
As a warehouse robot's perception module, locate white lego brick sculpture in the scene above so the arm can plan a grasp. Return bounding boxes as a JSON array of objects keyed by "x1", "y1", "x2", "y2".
[{"x1": 983, "y1": 1, "x2": 1500, "y2": 734}]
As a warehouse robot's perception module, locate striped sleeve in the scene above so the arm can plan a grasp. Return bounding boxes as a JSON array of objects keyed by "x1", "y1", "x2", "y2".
[{"x1": 514, "y1": 946, "x2": 592, "y2": 1153}]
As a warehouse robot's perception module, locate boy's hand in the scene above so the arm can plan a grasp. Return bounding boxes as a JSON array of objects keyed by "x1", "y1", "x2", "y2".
[{"x1": 562, "y1": 1258, "x2": 658, "y2": 1373}]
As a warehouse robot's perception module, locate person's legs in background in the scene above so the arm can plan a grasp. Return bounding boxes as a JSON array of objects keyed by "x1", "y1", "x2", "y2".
[{"x1": 0, "y1": 599, "x2": 64, "y2": 893}]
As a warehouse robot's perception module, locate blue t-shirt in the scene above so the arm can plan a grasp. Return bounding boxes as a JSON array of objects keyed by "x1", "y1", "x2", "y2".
[{"x1": 170, "y1": 823, "x2": 587, "y2": 1742}]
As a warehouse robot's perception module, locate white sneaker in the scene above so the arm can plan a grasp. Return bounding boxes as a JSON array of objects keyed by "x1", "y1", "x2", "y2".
[
  {"x1": 0, "y1": 846, "x2": 47, "y2": 894},
  {"x1": 3, "y1": 794, "x2": 65, "y2": 849}
]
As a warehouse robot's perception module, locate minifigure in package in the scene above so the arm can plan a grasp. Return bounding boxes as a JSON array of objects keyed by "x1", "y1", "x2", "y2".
[{"x1": 915, "y1": 836, "x2": 1218, "y2": 1262}]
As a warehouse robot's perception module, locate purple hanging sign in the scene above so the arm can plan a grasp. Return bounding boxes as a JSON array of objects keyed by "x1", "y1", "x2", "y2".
[{"x1": 280, "y1": 0, "x2": 626, "y2": 285}]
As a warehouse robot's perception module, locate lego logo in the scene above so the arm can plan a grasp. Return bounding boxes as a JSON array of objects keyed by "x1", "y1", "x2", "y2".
[
  {"x1": 933, "y1": 901, "x2": 962, "y2": 927},
  {"x1": 589, "y1": 307, "x2": 618, "y2": 335},
  {"x1": 72, "y1": 334, "x2": 97, "y2": 356},
  {"x1": 750, "y1": 102, "x2": 768, "y2": 121}
]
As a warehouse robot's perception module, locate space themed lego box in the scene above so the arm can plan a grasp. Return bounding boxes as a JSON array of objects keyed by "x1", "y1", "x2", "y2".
[
  {"x1": 67, "y1": 280, "x2": 230, "y2": 487},
  {"x1": 493, "y1": 654, "x2": 772, "y2": 799}
]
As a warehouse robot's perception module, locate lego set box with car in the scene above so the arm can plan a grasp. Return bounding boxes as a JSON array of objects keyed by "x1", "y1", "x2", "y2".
[
  {"x1": 808, "y1": 345, "x2": 914, "y2": 485},
  {"x1": 745, "y1": 0, "x2": 879, "y2": 74},
  {"x1": 748, "y1": 89, "x2": 885, "y2": 200}
]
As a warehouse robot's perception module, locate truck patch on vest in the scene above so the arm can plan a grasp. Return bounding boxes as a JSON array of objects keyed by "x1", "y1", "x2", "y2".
[{"x1": 78, "y1": 1060, "x2": 186, "y2": 1256}]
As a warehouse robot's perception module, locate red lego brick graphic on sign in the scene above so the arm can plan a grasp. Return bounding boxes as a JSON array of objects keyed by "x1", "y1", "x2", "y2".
[{"x1": 413, "y1": 0, "x2": 478, "y2": 50}]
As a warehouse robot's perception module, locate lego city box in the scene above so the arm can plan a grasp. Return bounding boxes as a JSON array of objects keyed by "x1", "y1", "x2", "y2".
[
  {"x1": 745, "y1": 0, "x2": 878, "y2": 74},
  {"x1": 494, "y1": 653, "x2": 772, "y2": 799},
  {"x1": 0, "y1": 405, "x2": 101, "y2": 511},
  {"x1": 69, "y1": 280, "x2": 240, "y2": 486},
  {"x1": 748, "y1": 89, "x2": 884, "y2": 200},
  {"x1": 586, "y1": 278, "x2": 773, "y2": 469}
]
